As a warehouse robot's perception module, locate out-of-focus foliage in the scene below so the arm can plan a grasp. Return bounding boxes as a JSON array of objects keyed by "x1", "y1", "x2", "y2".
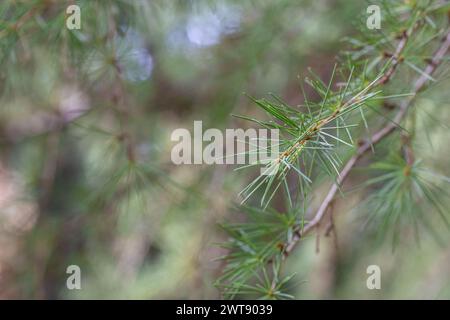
[{"x1": 0, "y1": 0, "x2": 449, "y2": 299}]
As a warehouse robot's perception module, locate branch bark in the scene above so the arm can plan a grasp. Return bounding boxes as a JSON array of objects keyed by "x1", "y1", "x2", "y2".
[{"x1": 284, "y1": 29, "x2": 450, "y2": 257}]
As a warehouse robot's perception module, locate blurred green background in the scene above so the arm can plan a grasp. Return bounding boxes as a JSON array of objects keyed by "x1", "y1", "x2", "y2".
[{"x1": 0, "y1": 0, "x2": 449, "y2": 299}]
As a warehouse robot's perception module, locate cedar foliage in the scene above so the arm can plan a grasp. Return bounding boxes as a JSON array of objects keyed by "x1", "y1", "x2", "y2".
[{"x1": 216, "y1": 0, "x2": 450, "y2": 299}]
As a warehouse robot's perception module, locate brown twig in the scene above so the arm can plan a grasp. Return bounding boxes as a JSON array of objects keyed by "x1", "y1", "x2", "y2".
[
  {"x1": 0, "y1": 5, "x2": 41, "y2": 39},
  {"x1": 284, "y1": 29, "x2": 450, "y2": 257},
  {"x1": 376, "y1": 30, "x2": 409, "y2": 86}
]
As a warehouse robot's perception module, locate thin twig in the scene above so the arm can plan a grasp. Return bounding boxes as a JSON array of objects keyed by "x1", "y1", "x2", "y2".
[
  {"x1": 375, "y1": 29, "x2": 409, "y2": 86},
  {"x1": 0, "y1": 5, "x2": 41, "y2": 39}
]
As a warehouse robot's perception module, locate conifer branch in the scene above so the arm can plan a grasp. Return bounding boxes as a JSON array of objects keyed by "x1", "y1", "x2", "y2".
[{"x1": 284, "y1": 29, "x2": 450, "y2": 257}]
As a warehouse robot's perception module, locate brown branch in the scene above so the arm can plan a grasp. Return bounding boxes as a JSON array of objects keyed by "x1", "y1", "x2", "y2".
[
  {"x1": 284, "y1": 29, "x2": 450, "y2": 257},
  {"x1": 401, "y1": 132, "x2": 415, "y2": 167},
  {"x1": 375, "y1": 29, "x2": 409, "y2": 86}
]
